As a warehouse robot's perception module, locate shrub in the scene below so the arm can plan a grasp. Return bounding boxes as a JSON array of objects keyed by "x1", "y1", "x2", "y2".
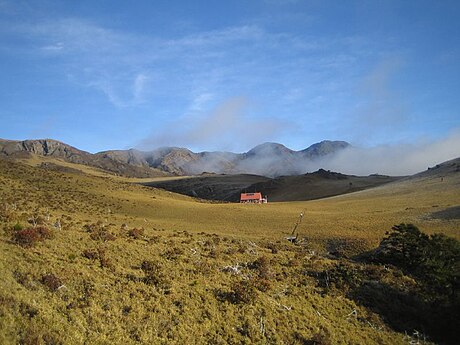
[
  {"x1": 13, "y1": 270, "x2": 33, "y2": 289},
  {"x1": 41, "y1": 273, "x2": 62, "y2": 291},
  {"x1": 253, "y1": 277, "x2": 271, "y2": 292},
  {"x1": 310, "y1": 326, "x2": 333, "y2": 345},
  {"x1": 162, "y1": 247, "x2": 183, "y2": 260},
  {"x1": 82, "y1": 247, "x2": 112, "y2": 268},
  {"x1": 373, "y1": 223, "x2": 460, "y2": 300},
  {"x1": 84, "y1": 222, "x2": 116, "y2": 241},
  {"x1": 316, "y1": 262, "x2": 364, "y2": 293},
  {"x1": 266, "y1": 242, "x2": 279, "y2": 254},
  {"x1": 141, "y1": 260, "x2": 161, "y2": 273},
  {"x1": 87, "y1": 225, "x2": 116, "y2": 241},
  {"x1": 35, "y1": 226, "x2": 54, "y2": 240},
  {"x1": 231, "y1": 280, "x2": 257, "y2": 304},
  {"x1": 246, "y1": 256, "x2": 275, "y2": 291},
  {"x1": 97, "y1": 247, "x2": 112, "y2": 269},
  {"x1": 12, "y1": 223, "x2": 24, "y2": 231},
  {"x1": 13, "y1": 228, "x2": 40, "y2": 247},
  {"x1": 128, "y1": 227, "x2": 144, "y2": 239},
  {"x1": 250, "y1": 256, "x2": 271, "y2": 276},
  {"x1": 208, "y1": 248, "x2": 220, "y2": 259},
  {"x1": 141, "y1": 260, "x2": 169, "y2": 289},
  {"x1": 82, "y1": 249, "x2": 99, "y2": 260},
  {"x1": 374, "y1": 224, "x2": 431, "y2": 270},
  {"x1": 13, "y1": 226, "x2": 53, "y2": 247}
]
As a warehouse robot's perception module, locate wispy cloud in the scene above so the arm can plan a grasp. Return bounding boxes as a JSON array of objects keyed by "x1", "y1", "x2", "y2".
[
  {"x1": 4, "y1": 16, "x2": 366, "y2": 112},
  {"x1": 133, "y1": 73, "x2": 149, "y2": 103},
  {"x1": 139, "y1": 97, "x2": 286, "y2": 152},
  {"x1": 343, "y1": 57, "x2": 410, "y2": 144},
  {"x1": 2, "y1": 9, "x2": 423, "y2": 151},
  {"x1": 6, "y1": 18, "x2": 155, "y2": 107},
  {"x1": 187, "y1": 93, "x2": 215, "y2": 113}
]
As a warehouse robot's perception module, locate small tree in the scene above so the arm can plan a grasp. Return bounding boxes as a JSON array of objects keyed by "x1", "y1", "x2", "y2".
[
  {"x1": 374, "y1": 223, "x2": 460, "y2": 301},
  {"x1": 379, "y1": 224, "x2": 428, "y2": 268}
]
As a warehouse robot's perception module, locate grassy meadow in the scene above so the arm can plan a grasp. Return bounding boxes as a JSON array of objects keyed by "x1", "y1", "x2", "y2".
[{"x1": 0, "y1": 157, "x2": 458, "y2": 344}]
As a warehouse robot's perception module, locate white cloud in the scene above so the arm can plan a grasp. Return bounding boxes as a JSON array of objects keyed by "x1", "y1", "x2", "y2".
[
  {"x1": 139, "y1": 97, "x2": 286, "y2": 152},
  {"x1": 318, "y1": 129, "x2": 460, "y2": 176},
  {"x1": 7, "y1": 17, "x2": 361, "y2": 111},
  {"x1": 188, "y1": 93, "x2": 215, "y2": 113},
  {"x1": 133, "y1": 73, "x2": 149, "y2": 103},
  {"x1": 41, "y1": 42, "x2": 64, "y2": 51},
  {"x1": 3, "y1": 13, "x2": 428, "y2": 152},
  {"x1": 343, "y1": 57, "x2": 411, "y2": 144}
]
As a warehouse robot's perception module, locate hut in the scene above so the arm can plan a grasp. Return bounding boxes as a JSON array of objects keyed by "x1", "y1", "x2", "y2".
[{"x1": 240, "y1": 192, "x2": 267, "y2": 204}]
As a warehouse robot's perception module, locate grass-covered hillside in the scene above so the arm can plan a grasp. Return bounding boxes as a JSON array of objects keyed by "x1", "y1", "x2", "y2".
[{"x1": 0, "y1": 157, "x2": 458, "y2": 344}]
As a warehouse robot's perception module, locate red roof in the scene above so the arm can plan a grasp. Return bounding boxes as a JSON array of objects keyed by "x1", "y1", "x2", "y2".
[{"x1": 240, "y1": 192, "x2": 262, "y2": 201}]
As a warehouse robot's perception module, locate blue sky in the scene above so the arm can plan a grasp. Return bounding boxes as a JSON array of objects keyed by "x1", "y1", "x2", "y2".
[{"x1": 0, "y1": 0, "x2": 459, "y2": 153}]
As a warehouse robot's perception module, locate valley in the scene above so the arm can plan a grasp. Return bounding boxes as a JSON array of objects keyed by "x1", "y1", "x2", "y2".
[{"x1": 0, "y1": 150, "x2": 459, "y2": 344}]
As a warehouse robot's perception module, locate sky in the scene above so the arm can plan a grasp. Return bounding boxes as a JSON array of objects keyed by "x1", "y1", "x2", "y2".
[{"x1": 0, "y1": 0, "x2": 459, "y2": 154}]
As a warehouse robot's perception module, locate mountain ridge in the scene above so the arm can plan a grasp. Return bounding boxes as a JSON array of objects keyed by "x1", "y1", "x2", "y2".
[
  {"x1": 0, "y1": 138, "x2": 167, "y2": 178},
  {"x1": 0, "y1": 138, "x2": 351, "y2": 177},
  {"x1": 102, "y1": 140, "x2": 351, "y2": 176}
]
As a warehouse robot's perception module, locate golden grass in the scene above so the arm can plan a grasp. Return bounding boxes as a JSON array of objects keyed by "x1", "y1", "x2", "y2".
[
  {"x1": 0, "y1": 158, "x2": 457, "y2": 344},
  {"x1": 13, "y1": 155, "x2": 459, "y2": 243}
]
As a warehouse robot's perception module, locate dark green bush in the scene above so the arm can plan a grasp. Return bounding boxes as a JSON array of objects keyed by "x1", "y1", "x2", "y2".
[
  {"x1": 374, "y1": 223, "x2": 460, "y2": 300},
  {"x1": 12, "y1": 223, "x2": 24, "y2": 231}
]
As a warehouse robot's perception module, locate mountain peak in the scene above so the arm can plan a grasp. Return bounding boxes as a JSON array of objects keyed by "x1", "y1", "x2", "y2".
[
  {"x1": 246, "y1": 142, "x2": 294, "y2": 156},
  {"x1": 301, "y1": 140, "x2": 350, "y2": 158}
]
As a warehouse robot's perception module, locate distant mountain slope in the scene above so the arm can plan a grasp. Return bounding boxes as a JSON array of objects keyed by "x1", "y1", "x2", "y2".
[
  {"x1": 0, "y1": 138, "x2": 90, "y2": 162},
  {"x1": 102, "y1": 140, "x2": 351, "y2": 177},
  {"x1": 411, "y1": 157, "x2": 460, "y2": 178},
  {"x1": 144, "y1": 169, "x2": 401, "y2": 202},
  {"x1": 247, "y1": 169, "x2": 400, "y2": 202},
  {"x1": 300, "y1": 140, "x2": 350, "y2": 158},
  {"x1": 142, "y1": 174, "x2": 270, "y2": 201},
  {"x1": 0, "y1": 138, "x2": 350, "y2": 177},
  {"x1": 0, "y1": 139, "x2": 167, "y2": 178}
]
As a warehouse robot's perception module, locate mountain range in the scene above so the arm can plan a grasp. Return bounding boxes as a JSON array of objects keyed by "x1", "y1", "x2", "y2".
[{"x1": 0, "y1": 138, "x2": 350, "y2": 177}]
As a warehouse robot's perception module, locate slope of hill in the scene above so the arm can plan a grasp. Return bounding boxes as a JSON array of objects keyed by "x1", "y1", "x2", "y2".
[
  {"x1": 143, "y1": 174, "x2": 271, "y2": 201},
  {"x1": 0, "y1": 139, "x2": 168, "y2": 178},
  {"x1": 249, "y1": 169, "x2": 400, "y2": 202},
  {"x1": 144, "y1": 169, "x2": 401, "y2": 202},
  {"x1": 411, "y1": 157, "x2": 460, "y2": 178},
  {"x1": 0, "y1": 158, "x2": 459, "y2": 344}
]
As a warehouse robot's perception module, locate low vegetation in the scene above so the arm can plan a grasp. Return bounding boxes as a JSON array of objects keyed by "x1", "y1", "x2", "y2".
[
  {"x1": 0, "y1": 158, "x2": 459, "y2": 344},
  {"x1": 12, "y1": 225, "x2": 54, "y2": 248}
]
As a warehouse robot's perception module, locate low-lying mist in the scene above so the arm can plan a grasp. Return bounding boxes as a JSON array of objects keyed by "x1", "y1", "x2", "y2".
[
  {"x1": 177, "y1": 129, "x2": 460, "y2": 177},
  {"x1": 318, "y1": 130, "x2": 460, "y2": 176}
]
